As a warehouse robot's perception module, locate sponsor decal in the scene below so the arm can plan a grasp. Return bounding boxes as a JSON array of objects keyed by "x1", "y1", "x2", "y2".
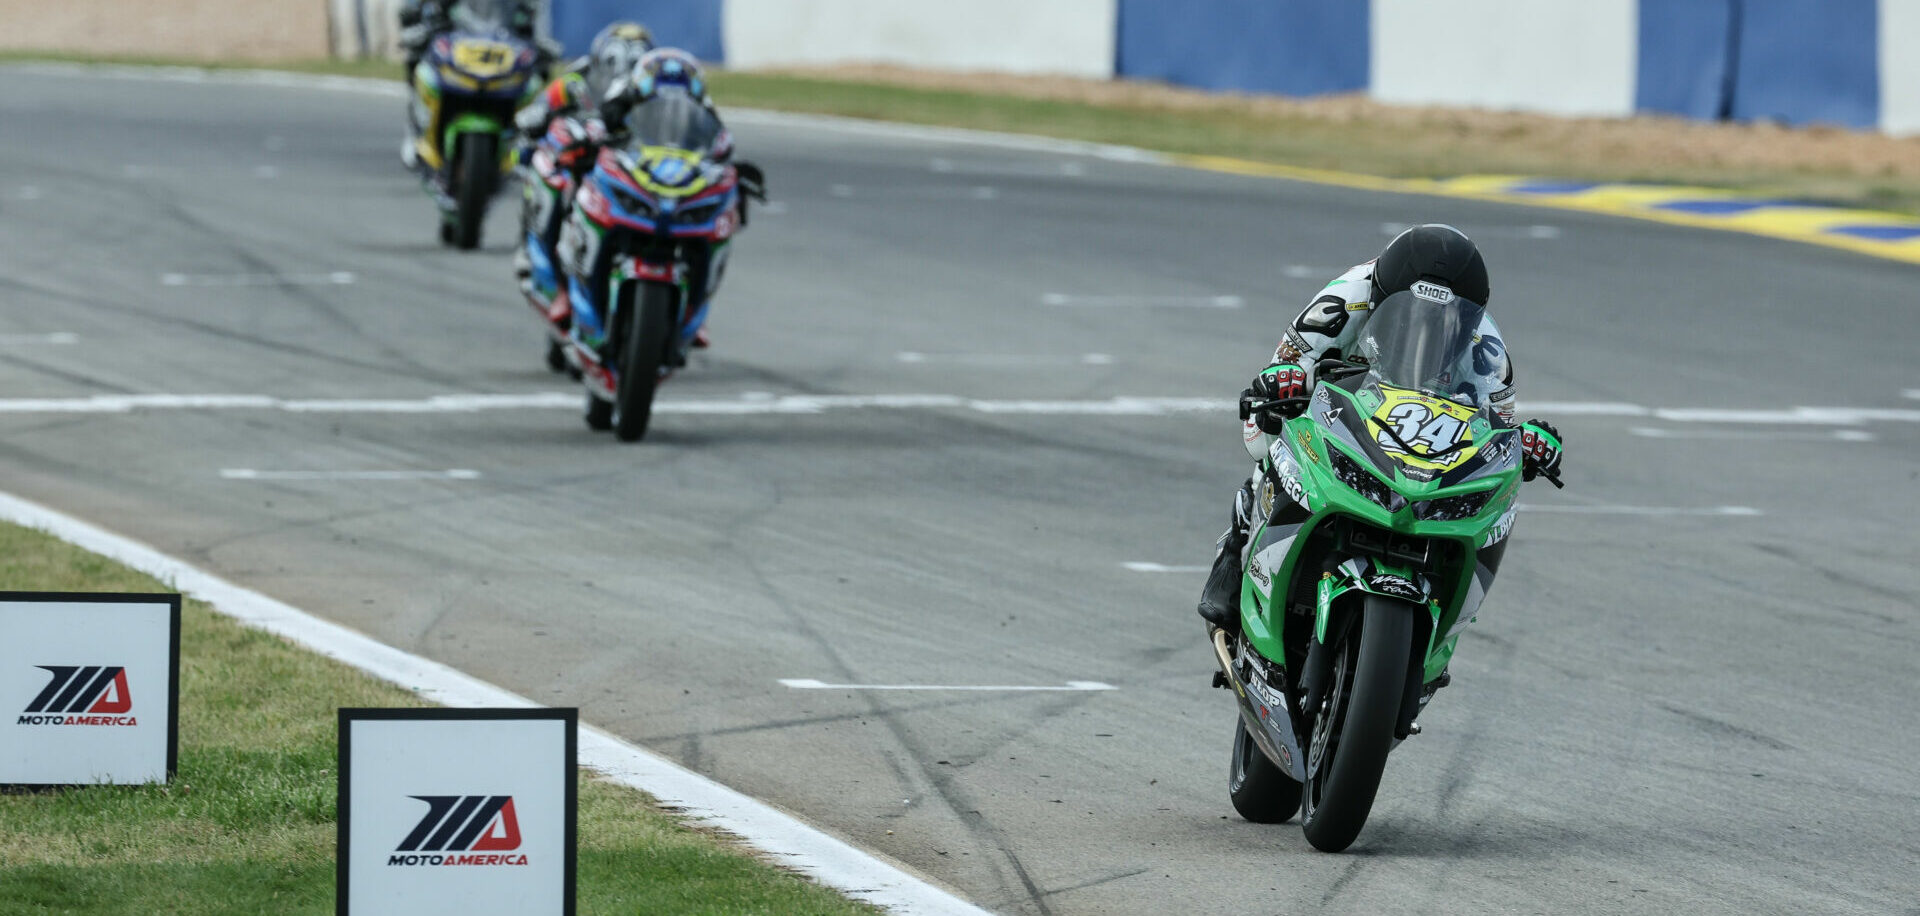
[
  {"x1": 1485, "y1": 503, "x2": 1518, "y2": 547},
  {"x1": 386, "y1": 795, "x2": 529, "y2": 867},
  {"x1": 1411, "y1": 280, "x2": 1454, "y2": 303},
  {"x1": 1367, "y1": 573, "x2": 1423, "y2": 602},
  {"x1": 16, "y1": 665, "x2": 136, "y2": 726},
  {"x1": 1248, "y1": 553, "x2": 1270, "y2": 589},
  {"x1": 1293, "y1": 427, "x2": 1317, "y2": 464}
]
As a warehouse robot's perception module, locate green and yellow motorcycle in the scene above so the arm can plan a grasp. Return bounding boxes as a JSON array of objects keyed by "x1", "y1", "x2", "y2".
[
  {"x1": 1211, "y1": 290, "x2": 1561, "y2": 852},
  {"x1": 407, "y1": 0, "x2": 540, "y2": 249}
]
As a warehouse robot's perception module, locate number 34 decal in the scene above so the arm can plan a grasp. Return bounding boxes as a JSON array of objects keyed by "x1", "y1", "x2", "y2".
[{"x1": 1378, "y1": 402, "x2": 1465, "y2": 453}]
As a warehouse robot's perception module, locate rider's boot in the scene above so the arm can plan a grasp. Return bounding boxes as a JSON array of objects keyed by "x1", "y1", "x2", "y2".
[{"x1": 1197, "y1": 480, "x2": 1255, "y2": 632}]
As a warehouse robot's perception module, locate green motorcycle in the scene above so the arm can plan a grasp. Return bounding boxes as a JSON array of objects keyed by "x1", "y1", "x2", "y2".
[
  {"x1": 406, "y1": 0, "x2": 539, "y2": 249},
  {"x1": 1210, "y1": 290, "x2": 1561, "y2": 852}
]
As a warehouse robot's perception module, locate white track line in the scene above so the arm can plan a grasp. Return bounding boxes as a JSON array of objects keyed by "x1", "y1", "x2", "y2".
[
  {"x1": 1041, "y1": 293, "x2": 1244, "y2": 308},
  {"x1": 895, "y1": 352, "x2": 1115, "y2": 366},
  {"x1": 219, "y1": 468, "x2": 482, "y2": 481},
  {"x1": 0, "y1": 332, "x2": 78, "y2": 345},
  {"x1": 161, "y1": 271, "x2": 354, "y2": 287},
  {"x1": 1, "y1": 392, "x2": 1918, "y2": 424},
  {"x1": 1122, "y1": 562, "x2": 1209, "y2": 573},
  {"x1": 1630, "y1": 426, "x2": 1874, "y2": 442},
  {"x1": 780, "y1": 679, "x2": 1116, "y2": 692},
  {"x1": 1518, "y1": 504, "x2": 1762, "y2": 517},
  {"x1": 0, "y1": 490, "x2": 985, "y2": 916}
]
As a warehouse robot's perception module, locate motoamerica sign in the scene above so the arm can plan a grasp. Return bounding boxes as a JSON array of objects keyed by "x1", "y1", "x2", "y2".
[
  {"x1": 0, "y1": 593, "x2": 180, "y2": 786},
  {"x1": 337, "y1": 708, "x2": 577, "y2": 916}
]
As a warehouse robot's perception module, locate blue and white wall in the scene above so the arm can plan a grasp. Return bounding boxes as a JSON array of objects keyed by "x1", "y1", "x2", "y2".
[{"x1": 537, "y1": 0, "x2": 1920, "y2": 134}]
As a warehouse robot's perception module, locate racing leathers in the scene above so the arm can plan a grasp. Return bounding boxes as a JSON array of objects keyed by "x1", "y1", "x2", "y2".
[{"x1": 1196, "y1": 259, "x2": 1559, "y2": 631}]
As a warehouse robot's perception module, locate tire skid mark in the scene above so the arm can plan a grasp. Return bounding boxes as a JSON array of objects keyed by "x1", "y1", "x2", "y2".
[
  {"x1": 734, "y1": 533, "x2": 1057, "y2": 914},
  {"x1": 1651, "y1": 701, "x2": 1794, "y2": 752},
  {"x1": 143, "y1": 192, "x2": 464, "y2": 387},
  {"x1": 1318, "y1": 855, "x2": 1368, "y2": 906}
]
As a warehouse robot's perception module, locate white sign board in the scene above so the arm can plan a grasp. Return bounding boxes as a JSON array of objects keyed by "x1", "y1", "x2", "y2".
[
  {"x1": 0, "y1": 593, "x2": 179, "y2": 786},
  {"x1": 338, "y1": 708, "x2": 577, "y2": 916}
]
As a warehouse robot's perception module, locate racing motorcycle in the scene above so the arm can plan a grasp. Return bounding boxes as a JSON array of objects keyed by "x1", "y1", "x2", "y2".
[
  {"x1": 407, "y1": 0, "x2": 539, "y2": 249},
  {"x1": 556, "y1": 90, "x2": 765, "y2": 441},
  {"x1": 1210, "y1": 290, "x2": 1560, "y2": 852},
  {"x1": 517, "y1": 116, "x2": 596, "y2": 374}
]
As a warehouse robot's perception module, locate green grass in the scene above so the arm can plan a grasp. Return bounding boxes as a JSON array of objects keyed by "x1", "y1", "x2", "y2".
[
  {"x1": 0, "y1": 521, "x2": 880, "y2": 916},
  {"x1": 7, "y1": 51, "x2": 1916, "y2": 212}
]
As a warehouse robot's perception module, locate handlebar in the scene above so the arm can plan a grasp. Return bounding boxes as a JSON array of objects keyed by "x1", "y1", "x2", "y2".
[{"x1": 1238, "y1": 395, "x2": 1309, "y2": 421}]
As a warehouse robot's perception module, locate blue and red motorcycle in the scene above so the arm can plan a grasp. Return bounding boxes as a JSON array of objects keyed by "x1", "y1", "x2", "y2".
[{"x1": 554, "y1": 90, "x2": 764, "y2": 441}]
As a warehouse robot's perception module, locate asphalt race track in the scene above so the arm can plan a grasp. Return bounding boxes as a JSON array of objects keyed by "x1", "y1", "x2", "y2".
[{"x1": 2, "y1": 69, "x2": 1917, "y2": 915}]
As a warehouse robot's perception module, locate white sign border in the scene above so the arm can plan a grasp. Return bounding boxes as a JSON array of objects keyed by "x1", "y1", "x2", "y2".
[
  {"x1": 0, "y1": 591, "x2": 180, "y2": 788},
  {"x1": 336, "y1": 706, "x2": 579, "y2": 916}
]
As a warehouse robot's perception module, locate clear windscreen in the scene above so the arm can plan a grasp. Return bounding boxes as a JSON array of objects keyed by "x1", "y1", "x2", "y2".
[
  {"x1": 621, "y1": 90, "x2": 721, "y2": 154},
  {"x1": 1355, "y1": 290, "x2": 1496, "y2": 408},
  {"x1": 450, "y1": 0, "x2": 513, "y2": 32}
]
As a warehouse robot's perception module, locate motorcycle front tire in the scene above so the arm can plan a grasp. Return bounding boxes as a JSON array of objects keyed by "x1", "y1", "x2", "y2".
[
  {"x1": 1300, "y1": 593, "x2": 1414, "y2": 852},
  {"x1": 612, "y1": 281, "x2": 673, "y2": 442},
  {"x1": 449, "y1": 132, "x2": 497, "y2": 250}
]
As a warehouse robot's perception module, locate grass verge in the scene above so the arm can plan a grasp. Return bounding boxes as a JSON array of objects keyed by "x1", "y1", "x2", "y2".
[
  {"x1": 8, "y1": 51, "x2": 1920, "y2": 213},
  {"x1": 0, "y1": 520, "x2": 879, "y2": 916}
]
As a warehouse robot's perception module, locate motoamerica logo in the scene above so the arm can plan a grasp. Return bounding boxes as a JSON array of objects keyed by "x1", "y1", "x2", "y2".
[
  {"x1": 16, "y1": 666, "x2": 136, "y2": 726},
  {"x1": 386, "y1": 795, "x2": 528, "y2": 867}
]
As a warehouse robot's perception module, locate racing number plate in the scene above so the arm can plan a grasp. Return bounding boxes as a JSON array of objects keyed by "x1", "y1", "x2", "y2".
[
  {"x1": 451, "y1": 40, "x2": 515, "y2": 78},
  {"x1": 1370, "y1": 385, "x2": 1480, "y2": 471}
]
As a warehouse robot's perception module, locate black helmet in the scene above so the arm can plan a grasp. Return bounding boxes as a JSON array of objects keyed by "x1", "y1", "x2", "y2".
[{"x1": 1372, "y1": 224, "x2": 1489, "y2": 306}]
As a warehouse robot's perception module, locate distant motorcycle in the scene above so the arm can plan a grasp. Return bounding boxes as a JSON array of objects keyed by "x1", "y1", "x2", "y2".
[
  {"x1": 407, "y1": 2, "x2": 539, "y2": 249},
  {"x1": 556, "y1": 91, "x2": 765, "y2": 441},
  {"x1": 516, "y1": 116, "x2": 596, "y2": 374},
  {"x1": 1212, "y1": 291, "x2": 1559, "y2": 852}
]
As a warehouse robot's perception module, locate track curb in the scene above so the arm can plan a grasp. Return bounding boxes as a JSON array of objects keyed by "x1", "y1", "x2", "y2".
[{"x1": 0, "y1": 490, "x2": 990, "y2": 916}]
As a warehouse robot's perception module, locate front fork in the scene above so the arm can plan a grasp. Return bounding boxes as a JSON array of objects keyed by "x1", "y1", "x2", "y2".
[{"x1": 1305, "y1": 559, "x2": 1456, "y2": 740}]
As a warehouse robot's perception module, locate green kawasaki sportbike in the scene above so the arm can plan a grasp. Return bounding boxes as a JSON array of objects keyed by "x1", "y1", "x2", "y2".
[{"x1": 1210, "y1": 290, "x2": 1561, "y2": 852}]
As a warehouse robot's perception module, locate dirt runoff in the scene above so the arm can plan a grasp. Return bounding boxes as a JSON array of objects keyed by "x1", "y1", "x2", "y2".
[
  {"x1": 0, "y1": 0, "x2": 329, "y2": 61},
  {"x1": 753, "y1": 64, "x2": 1920, "y2": 202}
]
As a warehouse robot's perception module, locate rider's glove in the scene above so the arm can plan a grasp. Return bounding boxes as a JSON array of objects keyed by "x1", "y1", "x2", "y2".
[
  {"x1": 1243, "y1": 363, "x2": 1308, "y2": 435},
  {"x1": 1520, "y1": 418, "x2": 1564, "y2": 485}
]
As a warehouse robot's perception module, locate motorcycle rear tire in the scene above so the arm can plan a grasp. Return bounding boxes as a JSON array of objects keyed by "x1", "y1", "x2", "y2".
[
  {"x1": 613, "y1": 281, "x2": 673, "y2": 442},
  {"x1": 449, "y1": 132, "x2": 497, "y2": 251},
  {"x1": 1228, "y1": 715, "x2": 1302, "y2": 823},
  {"x1": 1300, "y1": 593, "x2": 1413, "y2": 852}
]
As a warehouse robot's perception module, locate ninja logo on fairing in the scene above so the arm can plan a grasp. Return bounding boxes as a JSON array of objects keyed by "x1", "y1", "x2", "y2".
[
  {"x1": 15, "y1": 665, "x2": 136, "y2": 726},
  {"x1": 386, "y1": 795, "x2": 529, "y2": 866}
]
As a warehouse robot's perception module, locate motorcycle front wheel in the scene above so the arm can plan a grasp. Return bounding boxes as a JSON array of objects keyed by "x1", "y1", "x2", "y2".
[
  {"x1": 1300, "y1": 593, "x2": 1413, "y2": 852},
  {"x1": 612, "y1": 281, "x2": 674, "y2": 442},
  {"x1": 448, "y1": 132, "x2": 497, "y2": 250}
]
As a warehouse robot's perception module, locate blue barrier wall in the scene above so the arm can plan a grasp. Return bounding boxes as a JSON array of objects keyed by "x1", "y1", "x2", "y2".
[
  {"x1": 550, "y1": 0, "x2": 724, "y2": 62},
  {"x1": 1115, "y1": 0, "x2": 1366, "y2": 97},
  {"x1": 1635, "y1": 0, "x2": 1736, "y2": 120},
  {"x1": 1728, "y1": 0, "x2": 1878, "y2": 128}
]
